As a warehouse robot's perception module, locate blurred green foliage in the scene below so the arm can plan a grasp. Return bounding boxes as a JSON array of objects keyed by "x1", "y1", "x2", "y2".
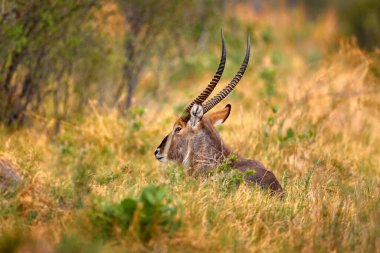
[
  {"x1": 304, "y1": 0, "x2": 380, "y2": 49},
  {"x1": 0, "y1": 0, "x2": 104, "y2": 127},
  {"x1": 340, "y1": 0, "x2": 380, "y2": 50},
  {"x1": 0, "y1": 0, "x2": 378, "y2": 129},
  {"x1": 90, "y1": 185, "x2": 181, "y2": 242},
  {"x1": 0, "y1": 0, "x2": 222, "y2": 127},
  {"x1": 116, "y1": 0, "x2": 222, "y2": 109}
]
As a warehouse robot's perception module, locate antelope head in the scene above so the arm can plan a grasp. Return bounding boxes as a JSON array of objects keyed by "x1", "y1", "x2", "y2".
[{"x1": 155, "y1": 32, "x2": 250, "y2": 173}]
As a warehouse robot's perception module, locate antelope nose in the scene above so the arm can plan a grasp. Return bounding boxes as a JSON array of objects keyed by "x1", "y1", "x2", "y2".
[{"x1": 154, "y1": 148, "x2": 160, "y2": 157}]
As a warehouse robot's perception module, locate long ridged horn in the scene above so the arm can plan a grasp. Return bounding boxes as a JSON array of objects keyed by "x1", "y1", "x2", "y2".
[
  {"x1": 181, "y1": 30, "x2": 227, "y2": 121},
  {"x1": 202, "y1": 34, "x2": 250, "y2": 114}
]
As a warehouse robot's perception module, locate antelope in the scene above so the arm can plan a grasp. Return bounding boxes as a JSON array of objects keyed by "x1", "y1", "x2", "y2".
[{"x1": 155, "y1": 32, "x2": 283, "y2": 195}]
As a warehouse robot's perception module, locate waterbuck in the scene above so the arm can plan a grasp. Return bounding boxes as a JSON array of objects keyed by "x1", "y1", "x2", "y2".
[{"x1": 155, "y1": 32, "x2": 283, "y2": 195}]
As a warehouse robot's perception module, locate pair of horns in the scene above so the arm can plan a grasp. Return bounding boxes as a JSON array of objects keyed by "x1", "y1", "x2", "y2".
[{"x1": 181, "y1": 31, "x2": 251, "y2": 121}]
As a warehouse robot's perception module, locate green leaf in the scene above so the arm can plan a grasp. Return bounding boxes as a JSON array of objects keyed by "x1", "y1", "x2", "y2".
[{"x1": 286, "y1": 128, "x2": 295, "y2": 140}]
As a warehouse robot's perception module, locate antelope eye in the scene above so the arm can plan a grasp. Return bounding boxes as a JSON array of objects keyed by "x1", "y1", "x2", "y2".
[{"x1": 174, "y1": 126, "x2": 182, "y2": 133}]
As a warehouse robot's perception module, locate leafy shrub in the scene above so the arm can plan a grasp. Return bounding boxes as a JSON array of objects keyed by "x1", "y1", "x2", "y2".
[
  {"x1": 209, "y1": 155, "x2": 253, "y2": 192},
  {"x1": 138, "y1": 185, "x2": 181, "y2": 241},
  {"x1": 90, "y1": 185, "x2": 181, "y2": 242}
]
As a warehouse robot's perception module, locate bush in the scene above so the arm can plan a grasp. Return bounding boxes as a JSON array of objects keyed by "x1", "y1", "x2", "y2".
[
  {"x1": 340, "y1": 0, "x2": 380, "y2": 50},
  {"x1": 90, "y1": 185, "x2": 181, "y2": 242}
]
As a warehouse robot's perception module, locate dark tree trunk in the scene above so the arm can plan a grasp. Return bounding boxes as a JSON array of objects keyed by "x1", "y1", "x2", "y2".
[{"x1": 125, "y1": 72, "x2": 139, "y2": 109}]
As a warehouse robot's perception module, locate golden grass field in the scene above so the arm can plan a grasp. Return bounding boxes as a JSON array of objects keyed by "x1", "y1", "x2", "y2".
[{"x1": 1, "y1": 4, "x2": 380, "y2": 253}]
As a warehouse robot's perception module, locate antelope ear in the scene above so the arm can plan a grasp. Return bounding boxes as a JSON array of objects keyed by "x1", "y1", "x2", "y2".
[{"x1": 208, "y1": 104, "x2": 231, "y2": 126}]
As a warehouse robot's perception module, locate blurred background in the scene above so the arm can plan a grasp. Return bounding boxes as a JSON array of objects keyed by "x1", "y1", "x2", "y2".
[{"x1": 0, "y1": 0, "x2": 379, "y2": 130}]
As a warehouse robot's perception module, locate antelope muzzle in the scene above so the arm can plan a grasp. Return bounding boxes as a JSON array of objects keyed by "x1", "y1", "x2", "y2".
[{"x1": 155, "y1": 135, "x2": 168, "y2": 162}]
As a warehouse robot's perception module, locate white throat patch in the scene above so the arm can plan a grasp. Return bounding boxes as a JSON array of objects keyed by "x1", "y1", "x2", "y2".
[{"x1": 182, "y1": 144, "x2": 191, "y2": 167}]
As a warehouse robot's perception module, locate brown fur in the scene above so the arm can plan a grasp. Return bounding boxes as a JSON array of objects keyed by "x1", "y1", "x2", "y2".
[{"x1": 155, "y1": 104, "x2": 283, "y2": 195}]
